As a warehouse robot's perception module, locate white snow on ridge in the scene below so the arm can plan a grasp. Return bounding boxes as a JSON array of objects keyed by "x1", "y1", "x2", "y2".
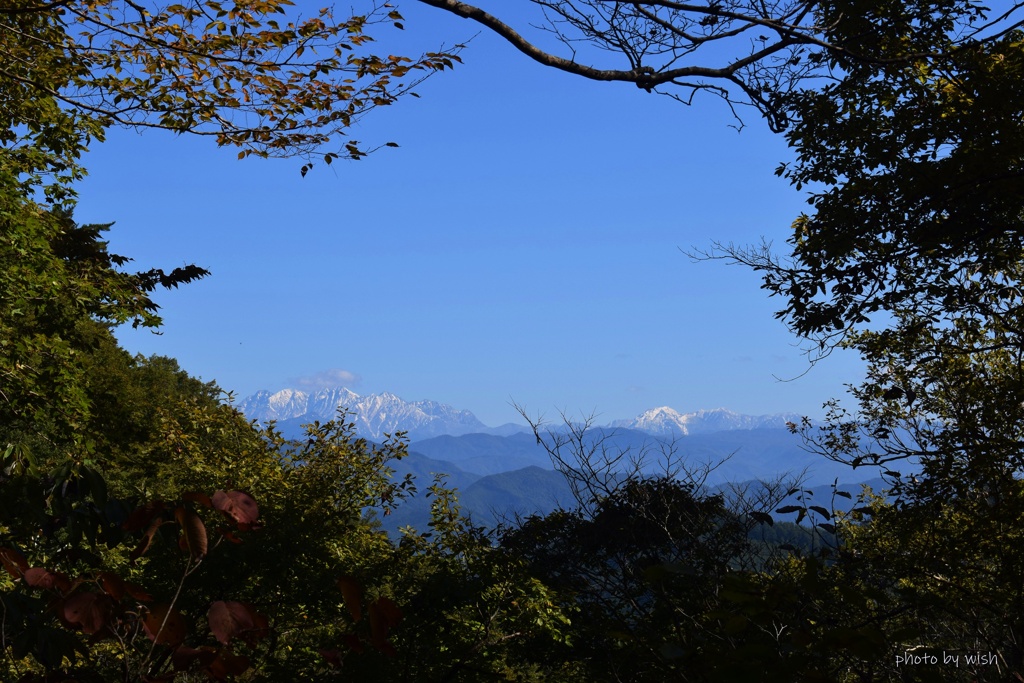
[
  {"x1": 238, "y1": 386, "x2": 802, "y2": 440},
  {"x1": 610, "y1": 406, "x2": 802, "y2": 436},
  {"x1": 238, "y1": 387, "x2": 487, "y2": 440}
]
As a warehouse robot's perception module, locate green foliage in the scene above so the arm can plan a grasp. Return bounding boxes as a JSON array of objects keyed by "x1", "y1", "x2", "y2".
[
  {"x1": 0, "y1": 191, "x2": 207, "y2": 436},
  {"x1": 9, "y1": 2, "x2": 1024, "y2": 681},
  {"x1": 498, "y1": 477, "x2": 753, "y2": 682},
  {"x1": 821, "y1": 489, "x2": 1024, "y2": 682},
  {"x1": 0, "y1": 6, "x2": 550, "y2": 675},
  {"x1": 747, "y1": 27, "x2": 1024, "y2": 347},
  {"x1": 0, "y1": 0, "x2": 461, "y2": 200},
  {"x1": 762, "y1": 31, "x2": 1024, "y2": 659},
  {"x1": 1, "y1": 325, "x2": 574, "y2": 681},
  {"x1": 747, "y1": 520, "x2": 835, "y2": 565},
  {"x1": 715, "y1": 5, "x2": 1024, "y2": 681},
  {"x1": 0, "y1": 5, "x2": 459, "y2": 670}
]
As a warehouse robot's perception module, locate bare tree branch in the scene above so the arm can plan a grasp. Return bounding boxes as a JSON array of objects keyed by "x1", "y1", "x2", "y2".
[{"x1": 419, "y1": 0, "x2": 1024, "y2": 131}]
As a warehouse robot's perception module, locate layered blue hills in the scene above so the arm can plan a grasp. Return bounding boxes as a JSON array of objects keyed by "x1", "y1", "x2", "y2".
[{"x1": 237, "y1": 386, "x2": 898, "y2": 534}]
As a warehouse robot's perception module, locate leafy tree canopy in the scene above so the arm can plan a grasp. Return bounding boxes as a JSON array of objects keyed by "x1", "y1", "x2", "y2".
[
  {"x1": 1, "y1": 0, "x2": 461, "y2": 202},
  {"x1": 417, "y1": 0, "x2": 1017, "y2": 130},
  {"x1": 725, "y1": 29, "x2": 1024, "y2": 350},
  {"x1": 413, "y1": 1, "x2": 1023, "y2": 354},
  {"x1": 0, "y1": 189, "x2": 208, "y2": 446}
]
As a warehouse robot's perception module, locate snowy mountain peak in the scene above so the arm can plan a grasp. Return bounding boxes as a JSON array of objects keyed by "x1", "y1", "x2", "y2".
[
  {"x1": 245, "y1": 387, "x2": 362, "y2": 422},
  {"x1": 238, "y1": 386, "x2": 490, "y2": 440},
  {"x1": 640, "y1": 406, "x2": 685, "y2": 421},
  {"x1": 610, "y1": 406, "x2": 800, "y2": 436},
  {"x1": 237, "y1": 386, "x2": 801, "y2": 441}
]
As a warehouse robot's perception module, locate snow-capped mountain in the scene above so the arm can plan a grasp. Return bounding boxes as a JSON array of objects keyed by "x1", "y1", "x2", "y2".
[
  {"x1": 237, "y1": 387, "x2": 803, "y2": 441},
  {"x1": 239, "y1": 387, "x2": 361, "y2": 422},
  {"x1": 237, "y1": 387, "x2": 490, "y2": 440},
  {"x1": 608, "y1": 407, "x2": 802, "y2": 436}
]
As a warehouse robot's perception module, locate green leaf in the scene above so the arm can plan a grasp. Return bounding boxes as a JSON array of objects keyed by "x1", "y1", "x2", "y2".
[
  {"x1": 749, "y1": 510, "x2": 774, "y2": 526},
  {"x1": 80, "y1": 464, "x2": 108, "y2": 510},
  {"x1": 808, "y1": 505, "x2": 831, "y2": 520}
]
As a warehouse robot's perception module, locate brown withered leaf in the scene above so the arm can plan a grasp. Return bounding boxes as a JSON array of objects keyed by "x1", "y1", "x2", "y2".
[
  {"x1": 341, "y1": 633, "x2": 365, "y2": 654},
  {"x1": 336, "y1": 576, "x2": 363, "y2": 623},
  {"x1": 143, "y1": 604, "x2": 188, "y2": 645},
  {"x1": 124, "y1": 580, "x2": 154, "y2": 602},
  {"x1": 371, "y1": 596, "x2": 403, "y2": 626},
  {"x1": 0, "y1": 547, "x2": 28, "y2": 578},
  {"x1": 175, "y1": 507, "x2": 208, "y2": 559},
  {"x1": 220, "y1": 529, "x2": 243, "y2": 544},
  {"x1": 98, "y1": 571, "x2": 154, "y2": 603}
]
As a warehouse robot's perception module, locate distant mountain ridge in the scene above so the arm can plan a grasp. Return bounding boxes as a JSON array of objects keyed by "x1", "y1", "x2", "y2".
[
  {"x1": 236, "y1": 387, "x2": 890, "y2": 537},
  {"x1": 609, "y1": 406, "x2": 803, "y2": 436},
  {"x1": 237, "y1": 387, "x2": 503, "y2": 440},
  {"x1": 236, "y1": 386, "x2": 805, "y2": 441}
]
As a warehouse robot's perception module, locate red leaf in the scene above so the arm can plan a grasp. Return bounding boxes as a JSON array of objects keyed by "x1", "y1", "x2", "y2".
[
  {"x1": 171, "y1": 645, "x2": 218, "y2": 672},
  {"x1": 175, "y1": 507, "x2": 208, "y2": 559},
  {"x1": 220, "y1": 529, "x2": 243, "y2": 544},
  {"x1": 24, "y1": 567, "x2": 71, "y2": 593},
  {"x1": 98, "y1": 571, "x2": 125, "y2": 600},
  {"x1": 212, "y1": 490, "x2": 259, "y2": 529},
  {"x1": 341, "y1": 633, "x2": 365, "y2": 654},
  {"x1": 183, "y1": 492, "x2": 213, "y2": 508},
  {"x1": 368, "y1": 597, "x2": 403, "y2": 655},
  {"x1": 98, "y1": 571, "x2": 152, "y2": 602},
  {"x1": 371, "y1": 596, "x2": 402, "y2": 626},
  {"x1": 337, "y1": 576, "x2": 362, "y2": 623},
  {"x1": 144, "y1": 604, "x2": 188, "y2": 645},
  {"x1": 61, "y1": 592, "x2": 115, "y2": 635},
  {"x1": 124, "y1": 581, "x2": 154, "y2": 602},
  {"x1": 208, "y1": 601, "x2": 269, "y2": 645},
  {"x1": 319, "y1": 649, "x2": 344, "y2": 668},
  {"x1": 130, "y1": 517, "x2": 163, "y2": 563},
  {"x1": 206, "y1": 649, "x2": 251, "y2": 680},
  {"x1": 0, "y1": 547, "x2": 28, "y2": 578},
  {"x1": 124, "y1": 500, "x2": 165, "y2": 532}
]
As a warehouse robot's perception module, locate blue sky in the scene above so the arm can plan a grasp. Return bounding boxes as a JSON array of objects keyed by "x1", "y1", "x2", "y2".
[{"x1": 73, "y1": 2, "x2": 863, "y2": 427}]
